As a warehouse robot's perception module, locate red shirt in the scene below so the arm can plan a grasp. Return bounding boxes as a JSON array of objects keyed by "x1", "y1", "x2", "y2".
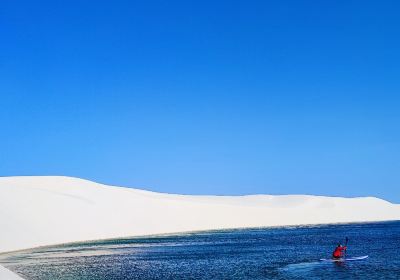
[{"x1": 333, "y1": 246, "x2": 347, "y2": 258}]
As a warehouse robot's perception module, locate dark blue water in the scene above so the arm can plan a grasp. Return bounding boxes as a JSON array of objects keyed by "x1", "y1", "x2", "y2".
[{"x1": 1, "y1": 221, "x2": 399, "y2": 279}]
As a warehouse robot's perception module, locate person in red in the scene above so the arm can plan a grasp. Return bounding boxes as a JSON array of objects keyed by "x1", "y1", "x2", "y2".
[{"x1": 332, "y1": 243, "x2": 347, "y2": 259}]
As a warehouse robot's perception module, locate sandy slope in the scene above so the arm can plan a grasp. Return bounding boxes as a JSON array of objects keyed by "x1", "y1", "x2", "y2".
[
  {"x1": 0, "y1": 265, "x2": 24, "y2": 280},
  {"x1": 0, "y1": 176, "x2": 399, "y2": 254}
]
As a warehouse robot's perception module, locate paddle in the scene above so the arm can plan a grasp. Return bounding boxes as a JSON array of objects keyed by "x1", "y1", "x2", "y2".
[{"x1": 344, "y1": 237, "x2": 349, "y2": 258}]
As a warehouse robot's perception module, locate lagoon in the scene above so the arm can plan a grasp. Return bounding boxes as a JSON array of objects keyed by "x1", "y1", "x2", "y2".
[{"x1": 1, "y1": 221, "x2": 399, "y2": 279}]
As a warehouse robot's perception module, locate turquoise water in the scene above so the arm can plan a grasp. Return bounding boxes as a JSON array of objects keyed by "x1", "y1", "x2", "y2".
[{"x1": 1, "y1": 221, "x2": 399, "y2": 279}]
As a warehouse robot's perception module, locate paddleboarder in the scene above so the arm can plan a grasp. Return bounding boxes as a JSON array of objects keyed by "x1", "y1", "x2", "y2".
[
  {"x1": 332, "y1": 243, "x2": 347, "y2": 259},
  {"x1": 320, "y1": 237, "x2": 368, "y2": 262}
]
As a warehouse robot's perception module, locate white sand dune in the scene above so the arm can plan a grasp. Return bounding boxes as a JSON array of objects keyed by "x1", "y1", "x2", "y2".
[{"x1": 1, "y1": 176, "x2": 399, "y2": 255}]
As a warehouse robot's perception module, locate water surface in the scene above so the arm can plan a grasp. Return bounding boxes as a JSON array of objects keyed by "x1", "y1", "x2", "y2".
[{"x1": 1, "y1": 221, "x2": 399, "y2": 279}]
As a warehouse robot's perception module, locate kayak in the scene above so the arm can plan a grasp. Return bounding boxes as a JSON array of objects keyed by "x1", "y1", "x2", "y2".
[{"x1": 320, "y1": 255, "x2": 369, "y2": 262}]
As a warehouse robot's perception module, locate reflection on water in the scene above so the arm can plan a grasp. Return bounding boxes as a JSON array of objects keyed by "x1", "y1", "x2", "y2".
[{"x1": 1, "y1": 221, "x2": 399, "y2": 279}]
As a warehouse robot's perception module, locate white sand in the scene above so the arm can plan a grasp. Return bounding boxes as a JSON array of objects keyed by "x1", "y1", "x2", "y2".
[
  {"x1": 0, "y1": 176, "x2": 399, "y2": 255},
  {"x1": 0, "y1": 265, "x2": 24, "y2": 280}
]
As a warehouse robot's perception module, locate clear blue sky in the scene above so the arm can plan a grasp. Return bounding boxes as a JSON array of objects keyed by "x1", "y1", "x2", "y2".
[{"x1": 1, "y1": 1, "x2": 399, "y2": 202}]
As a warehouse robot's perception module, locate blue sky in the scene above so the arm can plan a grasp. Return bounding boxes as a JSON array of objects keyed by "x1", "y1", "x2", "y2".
[{"x1": 1, "y1": 1, "x2": 399, "y2": 202}]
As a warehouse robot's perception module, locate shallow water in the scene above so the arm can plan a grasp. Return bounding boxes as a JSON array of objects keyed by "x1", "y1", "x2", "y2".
[{"x1": 1, "y1": 221, "x2": 399, "y2": 279}]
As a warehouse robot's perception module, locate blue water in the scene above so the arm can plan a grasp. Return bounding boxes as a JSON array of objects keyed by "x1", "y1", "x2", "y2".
[{"x1": 1, "y1": 221, "x2": 399, "y2": 279}]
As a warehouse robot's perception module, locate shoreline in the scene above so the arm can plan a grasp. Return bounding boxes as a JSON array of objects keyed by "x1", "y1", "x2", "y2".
[{"x1": 0, "y1": 219, "x2": 398, "y2": 256}]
